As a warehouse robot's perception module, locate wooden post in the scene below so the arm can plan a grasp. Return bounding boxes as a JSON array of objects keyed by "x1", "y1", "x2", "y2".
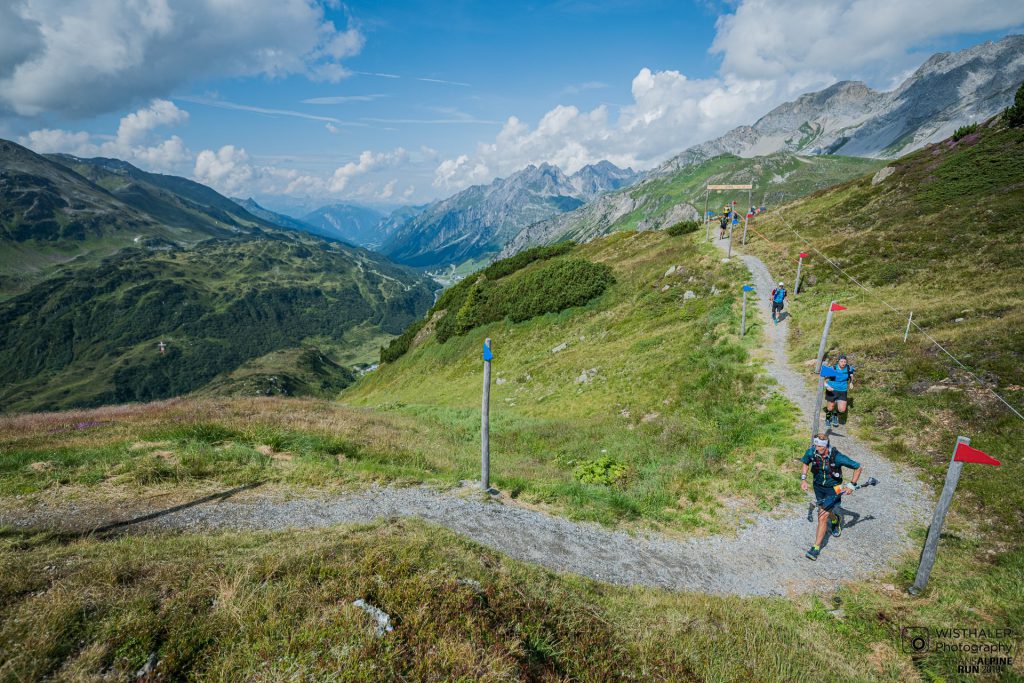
[
  {"x1": 811, "y1": 301, "x2": 837, "y2": 438},
  {"x1": 741, "y1": 285, "x2": 753, "y2": 336},
  {"x1": 904, "y1": 311, "x2": 913, "y2": 343},
  {"x1": 727, "y1": 219, "x2": 734, "y2": 258},
  {"x1": 481, "y1": 338, "x2": 492, "y2": 490},
  {"x1": 742, "y1": 186, "x2": 751, "y2": 244},
  {"x1": 910, "y1": 436, "x2": 969, "y2": 595},
  {"x1": 703, "y1": 189, "x2": 710, "y2": 241},
  {"x1": 814, "y1": 301, "x2": 836, "y2": 373},
  {"x1": 795, "y1": 252, "x2": 807, "y2": 296},
  {"x1": 811, "y1": 376, "x2": 827, "y2": 438}
]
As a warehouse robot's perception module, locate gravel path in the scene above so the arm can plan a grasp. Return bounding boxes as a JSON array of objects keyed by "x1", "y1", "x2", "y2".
[{"x1": 0, "y1": 241, "x2": 932, "y2": 597}]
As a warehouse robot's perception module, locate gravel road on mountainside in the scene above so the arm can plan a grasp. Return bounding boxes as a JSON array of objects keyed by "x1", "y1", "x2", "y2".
[{"x1": 0, "y1": 240, "x2": 932, "y2": 597}]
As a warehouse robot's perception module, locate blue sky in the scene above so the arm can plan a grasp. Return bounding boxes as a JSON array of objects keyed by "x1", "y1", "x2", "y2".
[{"x1": 1, "y1": 1, "x2": 1022, "y2": 214}]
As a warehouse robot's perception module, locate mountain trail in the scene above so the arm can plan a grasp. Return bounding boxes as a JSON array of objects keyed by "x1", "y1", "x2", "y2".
[{"x1": 1, "y1": 238, "x2": 932, "y2": 597}]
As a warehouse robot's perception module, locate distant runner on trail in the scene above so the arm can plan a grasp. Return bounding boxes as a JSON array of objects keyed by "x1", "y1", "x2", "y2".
[
  {"x1": 770, "y1": 281, "x2": 787, "y2": 324},
  {"x1": 719, "y1": 214, "x2": 728, "y2": 239},
  {"x1": 801, "y1": 434, "x2": 863, "y2": 560},
  {"x1": 822, "y1": 354, "x2": 855, "y2": 428}
]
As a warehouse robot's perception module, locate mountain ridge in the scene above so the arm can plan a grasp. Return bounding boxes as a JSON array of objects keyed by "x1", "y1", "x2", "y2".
[
  {"x1": 653, "y1": 34, "x2": 1024, "y2": 176},
  {"x1": 379, "y1": 160, "x2": 638, "y2": 268}
]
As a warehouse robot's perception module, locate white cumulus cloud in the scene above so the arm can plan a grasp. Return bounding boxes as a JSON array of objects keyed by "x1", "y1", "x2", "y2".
[
  {"x1": 433, "y1": 0, "x2": 1024, "y2": 191},
  {"x1": 0, "y1": 0, "x2": 365, "y2": 117},
  {"x1": 20, "y1": 99, "x2": 191, "y2": 172},
  {"x1": 328, "y1": 148, "x2": 408, "y2": 193}
]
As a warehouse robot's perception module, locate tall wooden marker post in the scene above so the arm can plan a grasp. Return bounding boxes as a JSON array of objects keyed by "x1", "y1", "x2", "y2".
[
  {"x1": 909, "y1": 437, "x2": 1001, "y2": 595},
  {"x1": 741, "y1": 284, "x2": 754, "y2": 336},
  {"x1": 794, "y1": 252, "x2": 808, "y2": 296},
  {"x1": 703, "y1": 189, "x2": 711, "y2": 241},
  {"x1": 706, "y1": 183, "x2": 753, "y2": 250},
  {"x1": 811, "y1": 301, "x2": 846, "y2": 438},
  {"x1": 481, "y1": 338, "x2": 493, "y2": 490}
]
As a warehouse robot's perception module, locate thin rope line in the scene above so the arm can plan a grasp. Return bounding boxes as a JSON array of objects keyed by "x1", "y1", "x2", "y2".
[{"x1": 753, "y1": 208, "x2": 1024, "y2": 423}]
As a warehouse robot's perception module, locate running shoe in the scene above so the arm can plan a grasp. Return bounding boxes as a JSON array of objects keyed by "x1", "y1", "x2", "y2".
[
  {"x1": 805, "y1": 545, "x2": 821, "y2": 561},
  {"x1": 830, "y1": 514, "x2": 842, "y2": 538}
]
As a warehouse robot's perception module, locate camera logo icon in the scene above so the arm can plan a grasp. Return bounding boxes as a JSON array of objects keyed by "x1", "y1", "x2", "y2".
[{"x1": 902, "y1": 626, "x2": 930, "y2": 653}]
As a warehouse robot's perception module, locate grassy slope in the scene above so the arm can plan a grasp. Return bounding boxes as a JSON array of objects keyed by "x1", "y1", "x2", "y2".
[
  {"x1": 3, "y1": 130, "x2": 1024, "y2": 680},
  {"x1": 0, "y1": 231, "x2": 804, "y2": 534},
  {"x1": 736, "y1": 120, "x2": 1024, "y2": 677},
  {"x1": 348, "y1": 230, "x2": 804, "y2": 532},
  {"x1": 742, "y1": 121, "x2": 1023, "y2": 535},
  {"x1": 1, "y1": 521, "x2": 916, "y2": 682}
]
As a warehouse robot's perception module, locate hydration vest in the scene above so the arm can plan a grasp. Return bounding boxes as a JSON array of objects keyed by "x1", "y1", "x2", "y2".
[
  {"x1": 830, "y1": 365, "x2": 854, "y2": 390},
  {"x1": 810, "y1": 447, "x2": 844, "y2": 484},
  {"x1": 773, "y1": 287, "x2": 786, "y2": 303}
]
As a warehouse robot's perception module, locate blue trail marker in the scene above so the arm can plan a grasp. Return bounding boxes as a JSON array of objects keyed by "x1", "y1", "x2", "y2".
[{"x1": 481, "y1": 337, "x2": 493, "y2": 489}]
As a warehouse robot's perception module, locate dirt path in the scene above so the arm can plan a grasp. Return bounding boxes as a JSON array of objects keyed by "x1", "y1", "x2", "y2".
[{"x1": 0, "y1": 240, "x2": 932, "y2": 597}]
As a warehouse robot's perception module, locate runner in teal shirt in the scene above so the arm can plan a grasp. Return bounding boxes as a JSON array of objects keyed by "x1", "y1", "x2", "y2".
[{"x1": 800, "y1": 434, "x2": 863, "y2": 560}]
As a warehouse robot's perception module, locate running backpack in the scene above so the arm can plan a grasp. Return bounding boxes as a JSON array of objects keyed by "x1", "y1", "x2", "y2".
[{"x1": 810, "y1": 447, "x2": 844, "y2": 483}]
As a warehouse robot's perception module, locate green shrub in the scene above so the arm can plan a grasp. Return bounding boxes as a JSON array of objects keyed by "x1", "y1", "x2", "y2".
[
  {"x1": 493, "y1": 259, "x2": 615, "y2": 324},
  {"x1": 952, "y1": 122, "x2": 978, "y2": 141},
  {"x1": 666, "y1": 220, "x2": 701, "y2": 236},
  {"x1": 401, "y1": 242, "x2": 579, "y2": 352},
  {"x1": 380, "y1": 318, "x2": 426, "y2": 363},
  {"x1": 433, "y1": 243, "x2": 575, "y2": 315},
  {"x1": 573, "y1": 456, "x2": 627, "y2": 485},
  {"x1": 479, "y1": 242, "x2": 575, "y2": 281},
  {"x1": 1004, "y1": 81, "x2": 1024, "y2": 128},
  {"x1": 434, "y1": 258, "x2": 614, "y2": 343}
]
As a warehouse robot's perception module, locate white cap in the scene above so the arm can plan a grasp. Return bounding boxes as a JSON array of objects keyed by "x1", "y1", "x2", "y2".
[
  {"x1": 812, "y1": 437, "x2": 828, "y2": 447},
  {"x1": 778, "y1": 281, "x2": 784, "y2": 286}
]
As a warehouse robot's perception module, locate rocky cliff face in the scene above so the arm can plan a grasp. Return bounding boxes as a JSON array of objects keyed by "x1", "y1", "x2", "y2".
[
  {"x1": 380, "y1": 161, "x2": 637, "y2": 268},
  {"x1": 654, "y1": 34, "x2": 1024, "y2": 175}
]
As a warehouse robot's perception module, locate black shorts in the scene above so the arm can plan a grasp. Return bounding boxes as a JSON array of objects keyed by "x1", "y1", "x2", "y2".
[
  {"x1": 814, "y1": 486, "x2": 842, "y2": 511},
  {"x1": 825, "y1": 389, "x2": 848, "y2": 402},
  {"x1": 771, "y1": 300, "x2": 784, "y2": 312}
]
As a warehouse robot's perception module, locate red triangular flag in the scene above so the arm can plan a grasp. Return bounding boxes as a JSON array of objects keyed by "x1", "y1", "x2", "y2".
[
  {"x1": 831, "y1": 303, "x2": 847, "y2": 311},
  {"x1": 954, "y1": 443, "x2": 1001, "y2": 466}
]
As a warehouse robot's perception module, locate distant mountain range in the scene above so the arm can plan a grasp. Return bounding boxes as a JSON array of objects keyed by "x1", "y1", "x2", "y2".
[
  {"x1": 379, "y1": 160, "x2": 638, "y2": 268},
  {"x1": 0, "y1": 139, "x2": 436, "y2": 412},
  {"x1": 300, "y1": 204, "x2": 387, "y2": 247},
  {"x1": 232, "y1": 197, "x2": 325, "y2": 237},
  {"x1": 655, "y1": 35, "x2": 1024, "y2": 176},
  {"x1": 499, "y1": 35, "x2": 1024, "y2": 257}
]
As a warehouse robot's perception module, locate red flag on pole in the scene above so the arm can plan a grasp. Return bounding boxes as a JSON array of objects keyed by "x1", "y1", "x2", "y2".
[
  {"x1": 799, "y1": 252, "x2": 809, "y2": 258},
  {"x1": 830, "y1": 303, "x2": 847, "y2": 311},
  {"x1": 954, "y1": 442, "x2": 1001, "y2": 466}
]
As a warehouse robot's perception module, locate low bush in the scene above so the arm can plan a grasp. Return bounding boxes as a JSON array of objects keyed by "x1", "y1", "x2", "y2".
[
  {"x1": 493, "y1": 259, "x2": 615, "y2": 324},
  {"x1": 433, "y1": 258, "x2": 614, "y2": 342},
  {"x1": 380, "y1": 318, "x2": 426, "y2": 363},
  {"x1": 384, "y1": 242, "x2": 576, "y2": 361},
  {"x1": 952, "y1": 122, "x2": 978, "y2": 141},
  {"x1": 574, "y1": 456, "x2": 627, "y2": 485},
  {"x1": 666, "y1": 220, "x2": 701, "y2": 236}
]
